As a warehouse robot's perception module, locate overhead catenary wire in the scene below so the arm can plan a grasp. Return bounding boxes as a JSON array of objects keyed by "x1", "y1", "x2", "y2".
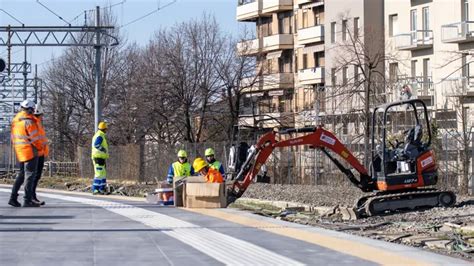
[
  {"x1": 0, "y1": 9, "x2": 24, "y2": 26},
  {"x1": 119, "y1": 0, "x2": 177, "y2": 29},
  {"x1": 36, "y1": 0, "x2": 71, "y2": 26},
  {"x1": 69, "y1": 0, "x2": 127, "y2": 25}
]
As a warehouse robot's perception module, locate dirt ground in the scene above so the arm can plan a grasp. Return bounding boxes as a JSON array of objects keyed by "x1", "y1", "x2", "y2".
[
  {"x1": 240, "y1": 183, "x2": 474, "y2": 262},
  {"x1": 1, "y1": 176, "x2": 473, "y2": 261}
]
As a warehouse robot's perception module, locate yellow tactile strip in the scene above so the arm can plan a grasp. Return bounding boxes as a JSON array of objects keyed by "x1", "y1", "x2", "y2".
[{"x1": 185, "y1": 208, "x2": 430, "y2": 266}]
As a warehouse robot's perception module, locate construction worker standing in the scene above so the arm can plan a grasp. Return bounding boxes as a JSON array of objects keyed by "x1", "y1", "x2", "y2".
[
  {"x1": 205, "y1": 148, "x2": 225, "y2": 179},
  {"x1": 9, "y1": 100, "x2": 43, "y2": 207},
  {"x1": 91, "y1": 121, "x2": 109, "y2": 195},
  {"x1": 167, "y1": 150, "x2": 194, "y2": 184},
  {"x1": 31, "y1": 104, "x2": 48, "y2": 205},
  {"x1": 193, "y1": 157, "x2": 223, "y2": 183}
]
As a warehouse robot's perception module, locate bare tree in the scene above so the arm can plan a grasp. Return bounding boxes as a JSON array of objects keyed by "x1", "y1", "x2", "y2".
[{"x1": 328, "y1": 13, "x2": 398, "y2": 167}]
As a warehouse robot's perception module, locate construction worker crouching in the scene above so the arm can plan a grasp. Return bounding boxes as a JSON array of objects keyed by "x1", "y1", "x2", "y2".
[
  {"x1": 31, "y1": 103, "x2": 48, "y2": 205},
  {"x1": 91, "y1": 121, "x2": 109, "y2": 195},
  {"x1": 167, "y1": 150, "x2": 194, "y2": 184},
  {"x1": 193, "y1": 157, "x2": 223, "y2": 183},
  {"x1": 9, "y1": 100, "x2": 43, "y2": 207},
  {"x1": 204, "y1": 148, "x2": 225, "y2": 180}
]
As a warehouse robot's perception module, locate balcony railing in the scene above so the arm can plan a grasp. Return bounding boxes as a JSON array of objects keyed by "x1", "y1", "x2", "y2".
[
  {"x1": 237, "y1": 0, "x2": 261, "y2": 21},
  {"x1": 298, "y1": 67, "x2": 325, "y2": 85},
  {"x1": 441, "y1": 21, "x2": 474, "y2": 43},
  {"x1": 442, "y1": 76, "x2": 474, "y2": 96},
  {"x1": 389, "y1": 76, "x2": 434, "y2": 104},
  {"x1": 262, "y1": 0, "x2": 293, "y2": 15},
  {"x1": 236, "y1": 38, "x2": 260, "y2": 55},
  {"x1": 394, "y1": 30, "x2": 433, "y2": 50},
  {"x1": 297, "y1": 25, "x2": 324, "y2": 44},
  {"x1": 239, "y1": 112, "x2": 295, "y2": 128},
  {"x1": 262, "y1": 34, "x2": 293, "y2": 52},
  {"x1": 241, "y1": 72, "x2": 294, "y2": 92}
]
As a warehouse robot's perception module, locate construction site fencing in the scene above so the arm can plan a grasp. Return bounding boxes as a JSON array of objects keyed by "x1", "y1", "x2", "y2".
[
  {"x1": 2, "y1": 132, "x2": 469, "y2": 194},
  {"x1": 74, "y1": 133, "x2": 472, "y2": 194}
]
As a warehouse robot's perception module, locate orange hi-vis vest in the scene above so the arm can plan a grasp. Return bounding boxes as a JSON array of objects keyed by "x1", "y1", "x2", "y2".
[
  {"x1": 11, "y1": 111, "x2": 44, "y2": 162},
  {"x1": 35, "y1": 116, "x2": 49, "y2": 157},
  {"x1": 205, "y1": 167, "x2": 223, "y2": 183}
]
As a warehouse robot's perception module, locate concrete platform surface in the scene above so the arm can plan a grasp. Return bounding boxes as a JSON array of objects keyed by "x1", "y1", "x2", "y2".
[{"x1": 0, "y1": 186, "x2": 471, "y2": 266}]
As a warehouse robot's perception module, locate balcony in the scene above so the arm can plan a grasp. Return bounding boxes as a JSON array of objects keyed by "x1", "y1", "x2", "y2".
[
  {"x1": 237, "y1": 38, "x2": 260, "y2": 55},
  {"x1": 239, "y1": 112, "x2": 295, "y2": 128},
  {"x1": 297, "y1": 25, "x2": 324, "y2": 45},
  {"x1": 263, "y1": 34, "x2": 293, "y2": 52},
  {"x1": 298, "y1": 67, "x2": 325, "y2": 85},
  {"x1": 441, "y1": 21, "x2": 474, "y2": 43},
  {"x1": 394, "y1": 30, "x2": 433, "y2": 51},
  {"x1": 442, "y1": 77, "x2": 474, "y2": 97},
  {"x1": 394, "y1": 76, "x2": 434, "y2": 105},
  {"x1": 237, "y1": 0, "x2": 261, "y2": 22},
  {"x1": 262, "y1": 0, "x2": 293, "y2": 15},
  {"x1": 242, "y1": 73, "x2": 294, "y2": 92}
]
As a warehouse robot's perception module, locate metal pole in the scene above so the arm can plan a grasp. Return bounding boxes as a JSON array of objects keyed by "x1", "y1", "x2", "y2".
[
  {"x1": 471, "y1": 132, "x2": 474, "y2": 195},
  {"x1": 313, "y1": 85, "x2": 319, "y2": 185},
  {"x1": 34, "y1": 64, "x2": 38, "y2": 103},
  {"x1": 22, "y1": 46, "x2": 27, "y2": 100},
  {"x1": 444, "y1": 133, "x2": 448, "y2": 185},
  {"x1": 94, "y1": 6, "x2": 102, "y2": 132}
]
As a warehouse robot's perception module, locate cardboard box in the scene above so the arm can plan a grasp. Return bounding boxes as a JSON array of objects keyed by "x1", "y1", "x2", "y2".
[{"x1": 185, "y1": 182, "x2": 227, "y2": 208}]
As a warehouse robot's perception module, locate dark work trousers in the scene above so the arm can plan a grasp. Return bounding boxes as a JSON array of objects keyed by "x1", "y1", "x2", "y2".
[
  {"x1": 32, "y1": 156, "x2": 45, "y2": 200},
  {"x1": 11, "y1": 157, "x2": 39, "y2": 202}
]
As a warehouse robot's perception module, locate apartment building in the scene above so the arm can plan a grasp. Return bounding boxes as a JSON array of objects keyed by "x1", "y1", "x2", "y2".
[
  {"x1": 385, "y1": 0, "x2": 474, "y2": 132},
  {"x1": 236, "y1": 0, "x2": 473, "y2": 135}
]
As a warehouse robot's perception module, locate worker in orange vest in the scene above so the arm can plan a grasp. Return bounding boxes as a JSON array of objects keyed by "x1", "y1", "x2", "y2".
[
  {"x1": 192, "y1": 157, "x2": 223, "y2": 183},
  {"x1": 9, "y1": 100, "x2": 44, "y2": 207},
  {"x1": 31, "y1": 103, "x2": 49, "y2": 205}
]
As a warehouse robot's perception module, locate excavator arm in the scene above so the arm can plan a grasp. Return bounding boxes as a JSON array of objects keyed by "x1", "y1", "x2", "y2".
[{"x1": 228, "y1": 126, "x2": 375, "y2": 203}]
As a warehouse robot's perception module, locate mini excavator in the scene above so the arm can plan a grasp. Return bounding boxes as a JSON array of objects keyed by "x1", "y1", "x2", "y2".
[{"x1": 227, "y1": 99, "x2": 456, "y2": 216}]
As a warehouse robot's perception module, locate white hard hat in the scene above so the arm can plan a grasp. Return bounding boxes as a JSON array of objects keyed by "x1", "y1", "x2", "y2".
[
  {"x1": 34, "y1": 103, "x2": 43, "y2": 115},
  {"x1": 20, "y1": 99, "x2": 35, "y2": 109}
]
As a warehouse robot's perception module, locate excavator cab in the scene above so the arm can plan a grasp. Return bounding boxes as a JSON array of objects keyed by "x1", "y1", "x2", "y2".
[{"x1": 371, "y1": 99, "x2": 437, "y2": 191}]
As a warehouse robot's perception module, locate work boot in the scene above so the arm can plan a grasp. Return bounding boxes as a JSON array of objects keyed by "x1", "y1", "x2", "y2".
[
  {"x1": 23, "y1": 201, "x2": 41, "y2": 207},
  {"x1": 32, "y1": 198, "x2": 45, "y2": 206},
  {"x1": 8, "y1": 198, "x2": 21, "y2": 207}
]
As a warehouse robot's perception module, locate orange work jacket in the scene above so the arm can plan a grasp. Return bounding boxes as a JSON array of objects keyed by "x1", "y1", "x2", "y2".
[
  {"x1": 11, "y1": 111, "x2": 43, "y2": 162},
  {"x1": 205, "y1": 168, "x2": 224, "y2": 183},
  {"x1": 35, "y1": 116, "x2": 49, "y2": 157}
]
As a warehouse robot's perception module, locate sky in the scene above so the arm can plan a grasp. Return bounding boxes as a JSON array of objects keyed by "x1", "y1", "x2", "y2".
[{"x1": 0, "y1": 0, "x2": 246, "y2": 75}]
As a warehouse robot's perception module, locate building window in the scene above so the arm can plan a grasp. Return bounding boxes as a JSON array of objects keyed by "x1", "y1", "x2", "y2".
[
  {"x1": 423, "y1": 58, "x2": 431, "y2": 90},
  {"x1": 314, "y1": 7, "x2": 323, "y2": 25},
  {"x1": 463, "y1": 0, "x2": 470, "y2": 21},
  {"x1": 389, "y1": 14, "x2": 398, "y2": 37},
  {"x1": 354, "y1": 17, "x2": 360, "y2": 38},
  {"x1": 342, "y1": 66, "x2": 348, "y2": 85},
  {"x1": 422, "y1": 7, "x2": 430, "y2": 39},
  {"x1": 331, "y1": 68, "x2": 337, "y2": 86},
  {"x1": 389, "y1": 63, "x2": 399, "y2": 82},
  {"x1": 354, "y1": 65, "x2": 360, "y2": 84},
  {"x1": 302, "y1": 9, "x2": 309, "y2": 28},
  {"x1": 411, "y1": 60, "x2": 417, "y2": 77},
  {"x1": 314, "y1": 52, "x2": 324, "y2": 68},
  {"x1": 295, "y1": 55, "x2": 298, "y2": 71},
  {"x1": 342, "y1": 20, "x2": 347, "y2": 41},
  {"x1": 331, "y1": 22, "x2": 336, "y2": 43},
  {"x1": 278, "y1": 11, "x2": 293, "y2": 34},
  {"x1": 410, "y1": 9, "x2": 417, "y2": 36},
  {"x1": 259, "y1": 17, "x2": 272, "y2": 37}
]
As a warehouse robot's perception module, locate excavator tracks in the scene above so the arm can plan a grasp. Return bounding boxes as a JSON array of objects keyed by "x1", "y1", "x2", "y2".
[{"x1": 355, "y1": 189, "x2": 456, "y2": 217}]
